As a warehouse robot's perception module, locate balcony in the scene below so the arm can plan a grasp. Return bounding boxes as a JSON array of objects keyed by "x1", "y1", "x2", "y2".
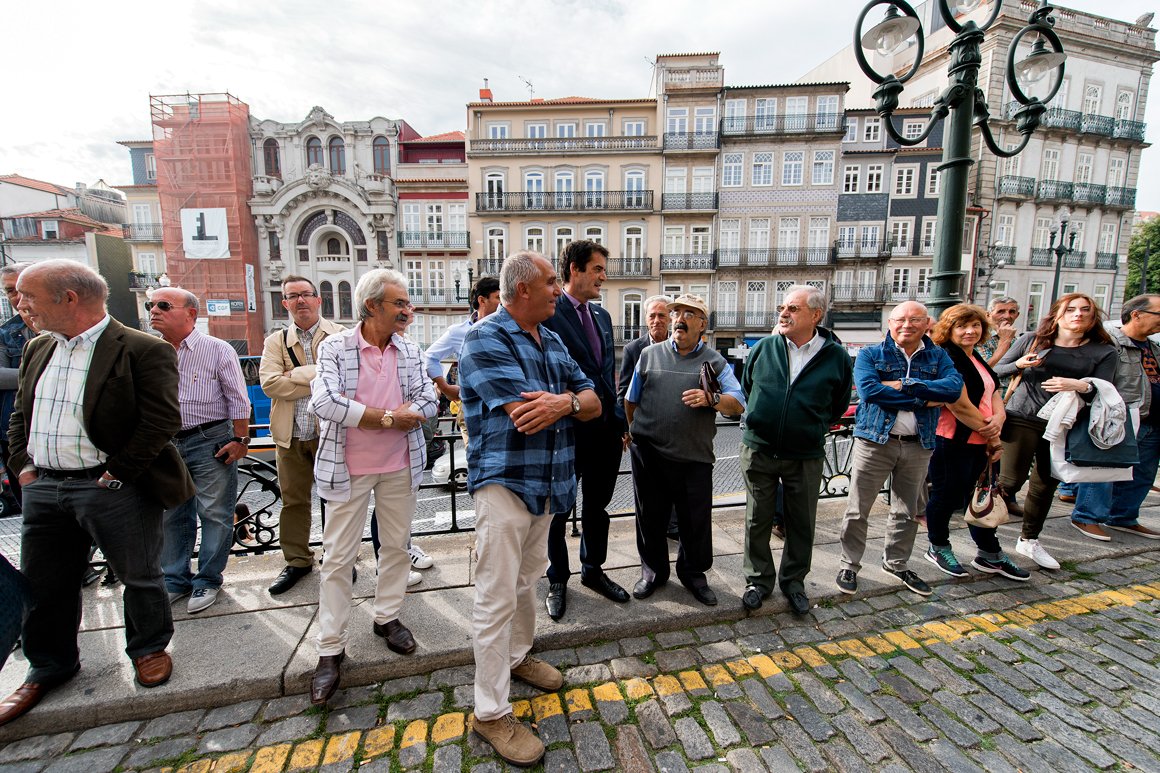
[
  {"x1": 1063, "y1": 252, "x2": 1087, "y2": 269},
  {"x1": 662, "y1": 132, "x2": 719, "y2": 151},
  {"x1": 469, "y1": 136, "x2": 658, "y2": 155},
  {"x1": 1080, "y1": 114, "x2": 1115, "y2": 136},
  {"x1": 408, "y1": 288, "x2": 464, "y2": 306},
  {"x1": 710, "y1": 311, "x2": 776, "y2": 330},
  {"x1": 1036, "y1": 179, "x2": 1073, "y2": 202},
  {"x1": 1095, "y1": 253, "x2": 1118, "y2": 270},
  {"x1": 315, "y1": 254, "x2": 351, "y2": 269},
  {"x1": 660, "y1": 253, "x2": 715, "y2": 271},
  {"x1": 992, "y1": 245, "x2": 1016, "y2": 265},
  {"x1": 127, "y1": 271, "x2": 164, "y2": 291},
  {"x1": 477, "y1": 258, "x2": 504, "y2": 276},
  {"x1": 1042, "y1": 108, "x2": 1083, "y2": 131},
  {"x1": 1030, "y1": 248, "x2": 1053, "y2": 267},
  {"x1": 831, "y1": 284, "x2": 889, "y2": 304},
  {"x1": 663, "y1": 67, "x2": 724, "y2": 90},
  {"x1": 605, "y1": 258, "x2": 652, "y2": 277},
  {"x1": 397, "y1": 231, "x2": 470, "y2": 250},
  {"x1": 1113, "y1": 119, "x2": 1147, "y2": 141},
  {"x1": 475, "y1": 190, "x2": 653, "y2": 213},
  {"x1": 834, "y1": 240, "x2": 890, "y2": 260},
  {"x1": 890, "y1": 287, "x2": 931, "y2": 302},
  {"x1": 252, "y1": 176, "x2": 282, "y2": 195},
  {"x1": 720, "y1": 113, "x2": 845, "y2": 137},
  {"x1": 661, "y1": 192, "x2": 718, "y2": 211},
  {"x1": 996, "y1": 175, "x2": 1036, "y2": 198},
  {"x1": 1105, "y1": 187, "x2": 1137, "y2": 209},
  {"x1": 1071, "y1": 183, "x2": 1107, "y2": 205},
  {"x1": 612, "y1": 325, "x2": 644, "y2": 345},
  {"x1": 122, "y1": 223, "x2": 164, "y2": 241}
]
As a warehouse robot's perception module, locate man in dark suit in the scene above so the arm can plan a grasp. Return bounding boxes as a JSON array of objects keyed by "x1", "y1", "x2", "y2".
[
  {"x1": 0, "y1": 260, "x2": 195, "y2": 728},
  {"x1": 541, "y1": 240, "x2": 630, "y2": 620}
]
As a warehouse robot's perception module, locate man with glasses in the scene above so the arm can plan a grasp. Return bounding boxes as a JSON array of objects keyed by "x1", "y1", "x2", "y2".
[
  {"x1": 837, "y1": 301, "x2": 962, "y2": 597},
  {"x1": 260, "y1": 275, "x2": 346, "y2": 594},
  {"x1": 307, "y1": 270, "x2": 437, "y2": 706},
  {"x1": 625, "y1": 294, "x2": 745, "y2": 607},
  {"x1": 0, "y1": 264, "x2": 35, "y2": 507},
  {"x1": 740, "y1": 286, "x2": 852, "y2": 614},
  {"x1": 148, "y1": 288, "x2": 251, "y2": 614}
]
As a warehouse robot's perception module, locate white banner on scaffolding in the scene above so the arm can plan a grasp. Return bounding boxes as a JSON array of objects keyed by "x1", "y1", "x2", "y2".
[{"x1": 180, "y1": 208, "x2": 230, "y2": 259}]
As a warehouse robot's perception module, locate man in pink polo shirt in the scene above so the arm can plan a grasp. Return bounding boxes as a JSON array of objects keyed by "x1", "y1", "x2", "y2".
[{"x1": 307, "y1": 269, "x2": 438, "y2": 705}]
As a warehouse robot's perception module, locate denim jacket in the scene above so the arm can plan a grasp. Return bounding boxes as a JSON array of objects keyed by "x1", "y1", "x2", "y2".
[
  {"x1": 0, "y1": 314, "x2": 33, "y2": 438},
  {"x1": 852, "y1": 334, "x2": 964, "y2": 449}
]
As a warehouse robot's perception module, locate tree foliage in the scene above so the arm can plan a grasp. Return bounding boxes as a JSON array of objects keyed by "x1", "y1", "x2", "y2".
[{"x1": 1125, "y1": 216, "x2": 1160, "y2": 300}]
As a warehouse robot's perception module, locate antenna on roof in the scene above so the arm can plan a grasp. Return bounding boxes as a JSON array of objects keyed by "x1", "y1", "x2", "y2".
[
  {"x1": 645, "y1": 57, "x2": 658, "y2": 99},
  {"x1": 518, "y1": 76, "x2": 535, "y2": 100}
]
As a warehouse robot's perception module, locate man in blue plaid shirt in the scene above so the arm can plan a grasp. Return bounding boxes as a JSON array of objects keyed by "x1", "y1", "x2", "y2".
[{"x1": 458, "y1": 251, "x2": 600, "y2": 767}]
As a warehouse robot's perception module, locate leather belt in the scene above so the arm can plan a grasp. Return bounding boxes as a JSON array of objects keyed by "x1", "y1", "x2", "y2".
[
  {"x1": 175, "y1": 419, "x2": 228, "y2": 439},
  {"x1": 890, "y1": 434, "x2": 920, "y2": 442},
  {"x1": 39, "y1": 466, "x2": 104, "y2": 480}
]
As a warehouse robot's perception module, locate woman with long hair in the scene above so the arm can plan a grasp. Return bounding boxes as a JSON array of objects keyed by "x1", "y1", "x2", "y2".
[
  {"x1": 994, "y1": 292, "x2": 1117, "y2": 569},
  {"x1": 924, "y1": 305, "x2": 1030, "y2": 581}
]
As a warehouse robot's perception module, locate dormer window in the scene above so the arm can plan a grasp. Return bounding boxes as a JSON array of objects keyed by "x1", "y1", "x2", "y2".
[{"x1": 41, "y1": 220, "x2": 59, "y2": 240}]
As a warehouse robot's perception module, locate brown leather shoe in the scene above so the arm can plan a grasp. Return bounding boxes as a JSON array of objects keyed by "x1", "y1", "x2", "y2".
[
  {"x1": 373, "y1": 619, "x2": 417, "y2": 655},
  {"x1": 310, "y1": 652, "x2": 345, "y2": 706},
  {"x1": 133, "y1": 651, "x2": 173, "y2": 688},
  {"x1": 0, "y1": 683, "x2": 51, "y2": 727}
]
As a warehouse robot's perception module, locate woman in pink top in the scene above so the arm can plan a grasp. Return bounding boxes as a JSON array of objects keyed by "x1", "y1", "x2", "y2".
[{"x1": 924, "y1": 305, "x2": 1030, "y2": 582}]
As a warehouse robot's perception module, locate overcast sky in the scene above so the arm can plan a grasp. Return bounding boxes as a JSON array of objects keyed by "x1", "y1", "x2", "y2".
[{"x1": 5, "y1": 0, "x2": 1158, "y2": 208}]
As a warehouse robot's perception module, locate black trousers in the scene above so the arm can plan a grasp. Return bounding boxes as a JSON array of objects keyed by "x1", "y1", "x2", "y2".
[
  {"x1": 630, "y1": 439, "x2": 713, "y2": 584},
  {"x1": 547, "y1": 420, "x2": 623, "y2": 583},
  {"x1": 20, "y1": 476, "x2": 173, "y2": 684}
]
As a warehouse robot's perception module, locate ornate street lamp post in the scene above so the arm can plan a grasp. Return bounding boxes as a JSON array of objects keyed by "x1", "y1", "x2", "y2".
[
  {"x1": 974, "y1": 240, "x2": 1007, "y2": 307},
  {"x1": 1048, "y1": 207, "x2": 1076, "y2": 305},
  {"x1": 453, "y1": 265, "x2": 475, "y2": 309},
  {"x1": 854, "y1": 0, "x2": 1066, "y2": 317}
]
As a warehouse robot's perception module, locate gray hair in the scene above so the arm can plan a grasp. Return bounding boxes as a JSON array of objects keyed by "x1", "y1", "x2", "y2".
[
  {"x1": 784, "y1": 284, "x2": 828, "y2": 316},
  {"x1": 989, "y1": 296, "x2": 1019, "y2": 310},
  {"x1": 0, "y1": 263, "x2": 31, "y2": 279},
  {"x1": 171, "y1": 288, "x2": 200, "y2": 313},
  {"x1": 22, "y1": 259, "x2": 108, "y2": 304},
  {"x1": 1121, "y1": 294, "x2": 1160, "y2": 324},
  {"x1": 499, "y1": 251, "x2": 547, "y2": 304},
  {"x1": 644, "y1": 294, "x2": 669, "y2": 313},
  {"x1": 355, "y1": 268, "x2": 407, "y2": 321}
]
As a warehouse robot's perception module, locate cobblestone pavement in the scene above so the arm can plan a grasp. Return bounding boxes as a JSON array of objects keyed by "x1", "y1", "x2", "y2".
[{"x1": 2, "y1": 553, "x2": 1159, "y2": 772}]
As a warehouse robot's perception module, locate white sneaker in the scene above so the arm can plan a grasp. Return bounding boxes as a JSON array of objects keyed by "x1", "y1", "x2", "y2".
[
  {"x1": 187, "y1": 587, "x2": 220, "y2": 613},
  {"x1": 408, "y1": 544, "x2": 434, "y2": 570},
  {"x1": 1014, "y1": 538, "x2": 1060, "y2": 570},
  {"x1": 407, "y1": 571, "x2": 422, "y2": 587}
]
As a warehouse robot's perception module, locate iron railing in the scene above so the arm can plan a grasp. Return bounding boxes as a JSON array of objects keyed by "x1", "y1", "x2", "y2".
[
  {"x1": 128, "y1": 271, "x2": 164, "y2": 290},
  {"x1": 470, "y1": 136, "x2": 658, "y2": 154},
  {"x1": 831, "y1": 284, "x2": 890, "y2": 304},
  {"x1": 716, "y1": 247, "x2": 834, "y2": 267},
  {"x1": 661, "y1": 192, "x2": 719, "y2": 210},
  {"x1": 720, "y1": 113, "x2": 845, "y2": 136},
  {"x1": 1030, "y1": 248, "x2": 1054, "y2": 267},
  {"x1": 996, "y1": 175, "x2": 1036, "y2": 197},
  {"x1": 475, "y1": 190, "x2": 653, "y2": 213},
  {"x1": 1063, "y1": 252, "x2": 1087, "y2": 269},
  {"x1": 1113, "y1": 119, "x2": 1147, "y2": 141},
  {"x1": 662, "y1": 132, "x2": 720, "y2": 151},
  {"x1": 833, "y1": 240, "x2": 892, "y2": 260},
  {"x1": 1037, "y1": 179, "x2": 1074, "y2": 201},
  {"x1": 1072, "y1": 183, "x2": 1107, "y2": 204},
  {"x1": 889, "y1": 287, "x2": 932, "y2": 302},
  {"x1": 612, "y1": 325, "x2": 644, "y2": 345},
  {"x1": 397, "y1": 231, "x2": 470, "y2": 250},
  {"x1": 1043, "y1": 107, "x2": 1083, "y2": 131},
  {"x1": 1095, "y1": 253, "x2": 1118, "y2": 270},
  {"x1": 992, "y1": 245, "x2": 1016, "y2": 265},
  {"x1": 1080, "y1": 114, "x2": 1115, "y2": 136},
  {"x1": 476, "y1": 258, "x2": 504, "y2": 276},
  {"x1": 604, "y1": 258, "x2": 652, "y2": 277},
  {"x1": 408, "y1": 288, "x2": 466, "y2": 306},
  {"x1": 122, "y1": 223, "x2": 164, "y2": 241},
  {"x1": 1105, "y1": 187, "x2": 1136, "y2": 209},
  {"x1": 660, "y1": 253, "x2": 716, "y2": 271}
]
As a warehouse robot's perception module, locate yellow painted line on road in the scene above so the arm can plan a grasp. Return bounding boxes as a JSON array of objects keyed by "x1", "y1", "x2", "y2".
[
  {"x1": 175, "y1": 760, "x2": 212, "y2": 773},
  {"x1": 249, "y1": 743, "x2": 291, "y2": 773},
  {"x1": 966, "y1": 615, "x2": 1001, "y2": 633},
  {"x1": 1034, "y1": 601, "x2": 1070, "y2": 618},
  {"x1": 288, "y1": 738, "x2": 324, "y2": 772},
  {"x1": 400, "y1": 719, "x2": 427, "y2": 748},
  {"x1": 725, "y1": 658, "x2": 755, "y2": 677},
  {"x1": 361, "y1": 726, "x2": 395, "y2": 759},
  {"x1": 565, "y1": 688, "x2": 593, "y2": 714},
  {"x1": 746, "y1": 654, "x2": 782, "y2": 678},
  {"x1": 211, "y1": 751, "x2": 251, "y2": 772},
  {"x1": 883, "y1": 631, "x2": 922, "y2": 650},
  {"x1": 816, "y1": 642, "x2": 846, "y2": 657},
  {"x1": 322, "y1": 732, "x2": 360, "y2": 766},
  {"x1": 793, "y1": 646, "x2": 828, "y2": 667},
  {"x1": 1053, "y1": 598, "x2": 1090, "y2": 616},
  {"x1": 702, "y1": 664, "x2": 735, "y2": 688},
  {"x1": 513, "y1": 699, "x2": 532, "y2": 719},
  {"x1": 769, "y1": 651, "x2": 803, "y2": 670},
  {"x1": 593, "y1": 681, "x2": 623, "y2": 703},
  {"x1": 652, "y1": 674, "x2": 684, "y2": 696},
  {"x1": 531, "y1": 693, "x2": 564, "y2": 720},
  {"x1": 678, "y1": 670, "x2": 708, "y2": 692},
  {"x1": 838, "y1": 639, "x2": 877, "y2": 659},
  {"x1": 624, "y1": 677, "x2": 654, "y2": 700},
  {"x1": 923, "y1": 621, "x2": 963, "y2": 642},
  {"x1": 431, "y1": 712, "x2": 465, "y2": 744},
  {"x1": 1136, "y1": 583, "x2": 1160, "y2": 599},
  {"x1": 1002, "y1": 609, "x2": 1034, "y2": 626},
  {"x1": 946, "y1": 619, "x2": 978, "y2": 636},
  {"x1": 1021, "y1": 604, "x2": 1048, "y2": 620},
  {"x1": 861, "y1": 635, "x2": 897, "y2": 655}
]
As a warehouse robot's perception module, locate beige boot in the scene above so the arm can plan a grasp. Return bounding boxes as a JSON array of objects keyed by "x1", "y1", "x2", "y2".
[
  {"x1": 472, "y1": 713, "x2": 545, "y2": 767},
  {"x1": 511, "y1": 655, "x2": 563, "y2": 692}
]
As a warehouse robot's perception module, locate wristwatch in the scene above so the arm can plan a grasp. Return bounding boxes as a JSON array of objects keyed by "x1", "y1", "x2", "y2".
[
  {"x1": 569, "y1": 393, "x2": 581, "y2": 415},
  {"x1": 98, "y1": 473, "x2": 123, "y2": 490},
  {"x1": 711, "y1": 392, "x2": 721, "y2": 407},
  {"x1": 231, "y1": 436, "x2": 251, "y2": 446},
  {"x1": 380, "y1": 410, "x2": 395, "y2": 428}
]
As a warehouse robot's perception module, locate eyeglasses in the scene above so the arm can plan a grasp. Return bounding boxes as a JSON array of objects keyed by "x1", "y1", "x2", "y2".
[
  {"x1": 283, "y1": 292, "x2": 317, "y2": 301},
  {"x1": 2, "y1": 287, "x2": 18, "y2": 297},
  {"x1": 1136, "y1": 309, "x2": 1160, "y2": 316},
  {"x1": 670, "y1": 309, "x2": 705, "y2": 320},
  {"x1": 889, "y1": 316, "x2": 928, "y2": 325},
  {"x1": 776, "y1": 304, "x2": 808, "y2": 315},
  {"x1": 383, "y1": 298, "x2": 414, "y2": 310},
  {"x1": 145, "y1": 300, "x2": 184, "y2": 312}
]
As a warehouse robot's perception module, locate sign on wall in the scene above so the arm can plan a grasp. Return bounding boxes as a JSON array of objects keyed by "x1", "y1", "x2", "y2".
[
  {"x1": 180, "y1": 208, "x2": 230, "y2": 259},
  {"x1": 206, "y1": 299, "x2": 232, "y2": 316}
]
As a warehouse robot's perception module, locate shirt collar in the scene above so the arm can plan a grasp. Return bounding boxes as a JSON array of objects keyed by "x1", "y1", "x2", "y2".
[
  {"x1": 355, "y1": 323, "x2": 399, "y2": 352},
  {"x1": 177, "y1": 328, "x2": 204, "y2": 350},
  {"x1": 50, "y1": 314, "x2": 111, "y2": 351},
  {"x1": 562, "y1": 290, "x2": 585, "y2": 310},
  {"x1": 296, "y1": 320, "x2": 321, "y2": 339},
  {"x1": 669, "y1": 338, "x2": 705, "y2": 354},
  {"x1": 785, "y1": 331, "x2": 821, "y2": 353}
]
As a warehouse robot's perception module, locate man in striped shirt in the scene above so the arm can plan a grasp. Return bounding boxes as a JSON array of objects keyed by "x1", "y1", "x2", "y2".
[{"x1": 149, "y1": 288, "x2": 251, "y2": 615}]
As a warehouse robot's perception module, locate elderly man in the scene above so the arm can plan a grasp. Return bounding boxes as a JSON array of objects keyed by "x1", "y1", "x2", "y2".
[
  {"x1": 541, "y1": 240, "x2": 629, "y2": 620},
  {"x1": 618, "y1": 294, "x2": 670, "y2": 426},
  {"x1": 1070, "y1": 294, "x2": 1160, "y2": 541},
  {"x1": 740, "y1": 286, "x2": 852, "y2": 614},
  {"x1": 149, "y1": 288, "x2": 250, "y2": 614},
  {"x1": 625, "y1": 294, "x2": 745, "y2": 607},
  {"x1": 307, "y1": 269, "x2": 437, "y2": 706},
  {"x1": 837, "y1": 301, "x2": 963, "y2": 597},
  {"x1": 0, "y1": 260, "x2": 194, "y2": 727},
  {"x1": 260, "y1": 275, "x2": 346, "y2": 595},
  {"x1": 980, "y1": 297, "x2": 1021, "y2": 376},
  {"x1": 458, "y1": 251, "x2": 599, "y2": 767},
  {"x1": 426, "y1": 276, "x2": 501, "y2": 403},
  {"x1": 0, "y1": 264, "x2": 35, "y2": 507}
]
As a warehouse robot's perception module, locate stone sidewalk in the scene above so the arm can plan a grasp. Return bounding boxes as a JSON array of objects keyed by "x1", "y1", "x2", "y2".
[{"x1": 1, "y1": 550, "x2": 1158, "y2": 772}]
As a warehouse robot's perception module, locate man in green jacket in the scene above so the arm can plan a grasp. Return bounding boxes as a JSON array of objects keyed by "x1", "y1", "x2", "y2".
[{"x1": 740, "y1": 285, "x2": 852, "y2": 614}]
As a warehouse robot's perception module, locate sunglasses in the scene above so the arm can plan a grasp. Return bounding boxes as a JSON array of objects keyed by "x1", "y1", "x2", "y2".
[{"x1": 145, "y1": 300, "x2": 183, "y2": 312}]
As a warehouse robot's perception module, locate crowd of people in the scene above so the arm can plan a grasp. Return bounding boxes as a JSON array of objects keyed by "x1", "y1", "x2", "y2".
[{"x1": 0, "y1": 253, "x2": 1157, "y2": 769}]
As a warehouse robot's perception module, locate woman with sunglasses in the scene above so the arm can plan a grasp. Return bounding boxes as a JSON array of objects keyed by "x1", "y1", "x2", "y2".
[
  {"x1": 994, "y1": 293, "x2": 1117, "y2": 570},
  {"x1": 924, "y1": 304, "x2": 1029, "y2": 581}
]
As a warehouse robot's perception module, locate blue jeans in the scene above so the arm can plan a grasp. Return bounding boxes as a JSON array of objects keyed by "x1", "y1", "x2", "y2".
[
  {"x1": 1073, "y1": 422, "x2": 1160, "y2": 527},
  {"x1": 1057, "y1": 481, "x2": 1077, "y2": 497},
  {"x1": 162, "y1": 421, "x2": 238, "y2": 592}
]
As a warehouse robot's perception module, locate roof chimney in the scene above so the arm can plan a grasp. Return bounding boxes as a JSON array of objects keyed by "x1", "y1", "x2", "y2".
[{"x1": 479, "y1": 78, "x2": 493, "y2": 103}]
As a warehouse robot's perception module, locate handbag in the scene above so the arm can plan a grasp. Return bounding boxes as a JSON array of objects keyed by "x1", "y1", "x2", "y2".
[
  {"x1": 1065, "y1": 406, "x2": 1139, "y2": 468},
  {"x1": 699, "y1": 362, "x2": 721, "y2": 397},
  {"x1": 964, "y1": 464, "x2": 1010, "y2": 529}
]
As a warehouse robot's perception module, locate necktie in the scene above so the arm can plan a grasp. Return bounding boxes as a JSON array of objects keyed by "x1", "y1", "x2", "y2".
[{"x1": 578, "y1": 303, "x2": 602, "y2": 361}]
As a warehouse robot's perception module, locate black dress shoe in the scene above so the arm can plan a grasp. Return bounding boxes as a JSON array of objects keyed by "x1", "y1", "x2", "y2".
[
  {"x1": 742, "y1": 585, "x2": 765, "y2": 611},
  {"x1": 632, "y1": 577, "x2": 666, "y2": 599},
  {"x1": 269, "y1": 565, "x2": 312, "y2": 595},
  {"x1": 311, "y1": 652, "x2": 344, "y2": 706},
  {"x1": 373, "y1": 619, "x2": 417, "y2": 654},
  {"x1": 545, "y1": 583, "x2": 567, "y2": 621},
  {"x1": 581, "y1": 573, "x2": 630, "y2": 603},
  {"x1": 680, "y1": 578, "x2": 718, "y2": 606},
  {"x1": 782, "y1": 588, "x2": 810, "y2": 616}
]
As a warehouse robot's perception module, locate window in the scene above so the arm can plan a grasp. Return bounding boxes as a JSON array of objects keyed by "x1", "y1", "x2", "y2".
[
  {"x1": 890, "y1": 220, "x2": 911, "y2": 254},
  {"x1": 784, "y1": 97, "x2": 808, "y2": 132},
  {"x1": 1075, "y1": 153, "x2": 1093, "y2": 184},
  {"x1": 267, "y1": 233, "x2": 280, "y2": 261},
  {"x1": 991, "y1": 280, "x2": 1009, "y2": 298},
  {"x1": 1026, "y1": 282, "x2": 1045, "y2": 330},
  {"x1": 1099, "y1": 222, "x2": 1117, "y2": 253},
  {"x1": 524, "y1": 171, "x2": 545, "y2": 209},
  {"x1": 717, "y1": 281, "x2": 738, "y2": 315},
  {"x1": 808, "y1": 217, "x2": 829, "y2": 255},
  {"x1": 755, "y1": 98, "x2": 777, "y2": 131},
  {"x1": 1002, "y1": 146, "x2": 1022, "y2": 177},
  {"x1": 720, "y1": 219, "x2": 741, "y2": 250},
  {"x1": 778, "y1": 217, "x2": 800, "y2": 254},
  {"x1": 894, "y1": 165, "x2": 916, "y2": 196},
  {"x1": 326, "y1": 236, "x2": 345, "y2": 256},
  {"x1": 338, "y1": 281, "x2": 352, "y2": 319},
  {"x1": 917, "y1": 268, "x2": 931, "y2": 294},
  {"x1": 843, "y1": 165, "x2": 860, "y2": 193},
  {"x1": 892, "y1": 267, "x2": 910, "y2": 293},
  {"x1": 145, "y1": 153, "x2": 157, "y2": 180},
  {"x1": 319, "y1": 281, "x2": 335, "y2": 318},
  {"x1": 556, "y1": 123, "x2": 577, "y2": 138},
  {"x1": 861, "y1": 225, "x2": 881, "y2": 251},
  {"x1": 484, "y1": 172, "x2": 505, "y2": 207},
  {"x1": 1041, "y1": 148, "x2": 1060, "y2": 180},
  {"x1": 306, "y1": 137, "x2": 324, "y2": 166},
  {"x1": 961, "y1": 216, "x2": 976, "y2": 255},
  {"x1": 691, "y1": 226, "x2": 711, "y2": 254},
  {"x1": 863, "y1": 117, "x2": 881, "y2": 142},
  {"x1": 623, "y1": 293, "x2": 642, "y2": 337},
  {"x1": 1117, "y1": 90, "x2": 1135, "y2": 120},
  {"x1": 585, "y1": 122, "x2": 607, "y2": 137},
  {"x1": 749, "y1": 218, "x2": 771, "y2": 251},
  {"x1": 926, "y1": 167, "x2": 941, "y2": 196},
  {"x1": 328, "y1": 137, "x2": 346, "y2": 174},
  {"x1": 260, "y1": 139, "x2": 281, "y2": 178},
  {"x1": 722, "y1": 153, "x2": 744, "y2": 187},
  {"x1": 837, "y1": 226, "x2": 857, "y2": 254},
  {"x1": 623, "y1": 226, "x2": 644, "y2": 266},
  {"x1": 486, "y1": 227, "x2": 506, "y2": 261},
  {"x1": 724, "y1": 99, "x2": 746, "y2": 132},
  {"x1": 666, "y1": 108, "x2": 688, "y2": 134},
  {"x1": 138, "y1": 252, "x2": 158, "y2": 274},
  {"x1": 843, "y1": 117, "x2": 858, "y2": 143},
  {"x1": 752, "y1": 152, "x2": 773, "y2": 186},
  {"x1": 40, "y1": 220, "x2": 58, "y2": 239},
  {"x1": 1093, "y1": 283, "x2": 1111, "y2": 312},
  {"x1": 816, "y1": 96, "x2": 840, "y2": 130},
  {"x1": 664, "y1": 168, "x2": 686, "y2": 193},
  {"x1": 527, "y1": 123, "x2": 547, "y2": 139},
  {"x1": 425, "y1": 203, "x2": 444, "y2": 234},
  {"x1": 921, "y1": 220, "x2": 936, "y2": 254},
  {"x1": 1083, "y1": 84, "x2": 1102, "y2": 115},
  {"x1": 584, "y1": 170, "x2": 605, "y2": 207},
  {"x1": 487, "y1": 123, "x2": 508, "y2": 139},
  {"x1": 692, "y1": 167, "x2": 714, "y2": 193},
  {"x1": 748, "y1": 282, "x2": 770, "y2": 322},
  {"x1": 1034, "y1": 217, "x2": 1053, "y2": 249},
  {"x1": 623, "y1": 120, "x2": 645, "y2": 136},
  {"x1": 449, "y1": 203, "x2": 465, "y2": 233},
  {"x1": 555, "y1": 227, "x2": 574, "y2": 258},
  {"x1": 1107, "y1": 157, "x2": 1126, "y2": 188},
  {"x1": 625, "y1": 170, "x2": 646, "y2": 206},
  {"x1": 1054, "y1": 77, "x2": 1070, "y2": 108},
  {"x1": 270, "y1": 292, "x2": 288, "y2": 320},
  {"x1": 555, "y1": 170, "x2": 574, "y2": 208},
  {"x1": 372, "y1": 136, "x2": 390, "y2": 174},
  {"x1": 996, "y1": 214, "x2": 1014, "y2": 246},
  {"x1": 664, "y1": 226, "x2": 684, "y2": 254},
  {"x1": 402, "y1": 202, "x2": 421, "y2": 233},
  {"x1": 865, "y1": 164, "x2": 883, "y2": 193},
  {"x1": 585, "y1": 225, "x2": 605, "y2": 245},
  {"x1": 694, "y1": 107, "x2": 716, "y2": 134},
  {"x1": 1070, "y1": 219, "x2": 1086, "y2": 252},
  {"x1": 782, "y1": 151, "x2": 804, "y2": 186},
  {"x1": 526, "y1": 226, "x2": 545, "y2": 254},
  {"x1": 663, "y1": 284, "x2": 682, "y2": 297},
  {"x1": 812, "y1": 150, "x2": 834, "y2": 185}
]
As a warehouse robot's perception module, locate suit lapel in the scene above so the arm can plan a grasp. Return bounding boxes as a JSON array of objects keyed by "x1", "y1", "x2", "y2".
[{"x1": 82, "y1": 320, "x2": 124, "y2": 430}]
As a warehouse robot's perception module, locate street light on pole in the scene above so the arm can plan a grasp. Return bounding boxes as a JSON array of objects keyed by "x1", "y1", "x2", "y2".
[
  {"x1": 975, "y1": 240, "x2": 1007, "y2": 308},
  {"x1": 452, "y1": 265, "x2": 475, "y2": 309},
  {"x1": 1048, "y1": 206, "x2": 1076, "y2": 306},
  {"x1": 853, "y1": 0, "x2": 1066, "y2": 319}
]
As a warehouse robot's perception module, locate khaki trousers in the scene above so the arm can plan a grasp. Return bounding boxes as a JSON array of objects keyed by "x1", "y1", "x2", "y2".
[
  {"x1": 840, "y1": 437, "x2": 931, "y2": 573},
  {"x1": 275, "y1": 438, "x2": 318, "y2": 568}
]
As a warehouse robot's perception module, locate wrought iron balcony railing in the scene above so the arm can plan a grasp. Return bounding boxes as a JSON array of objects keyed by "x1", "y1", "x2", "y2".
[
  {"x1": 1105, "y1": 187, "x2": 1137, "y2": 209},
  {"x1": 1030, "y1": 248, "x2": 1054, "y2": 267},
  {"x1": 662, "y1": 132, "x2": 720, "y2": 151},
  {"x1": 1095, "y1": 253, "x2": 1118, "y2": 270},
  {"x1": 661, "y1": 192, "x2": 718, "y2": 210},
  {"x1": 1036, "y1": 179, "x2": 1073, "y2": 201},
  {"x1": 717, "y1": 247, "x2": 833, "y2": 267},
  {"x1": 1080, "y1": 114, "x2": 1115, "y2": 136},
  {"x1": 719, "y1": 113, "x2": 845, "y2": 137},
  {"x1": 660, "y1": 253, "x2": 716, "y2": 271},
  {"x1": 996, "y1": 175, "x2": 1036, "y2": 197},
  {"x1": 612, "y1": 325, "x2": 644, "y2": 345},
  {"x1": 397, "y1": 231, "x2": 470, "y2": 250},
  {"x1": 1113, "y1": 119, "x2": 1147, "y2": 141},
  {"x1": 128, "y1": 271, "x2": 164, "y2": 290},
  {"x1": 122, "y1": 223, "x2": 164, "y2": 241},
  {"x1": 470, "y1": 136, "x2": 658, "y2": 154},
  {"x1": 407, "y1": 288, "x2": 465, "y2": 306},
  {"x1": 710, "y1": 311, "x2": 778, "y2": 330},
  {"x1": 1062, "y1": 252, "x2": 1087, "y2": 269},
  {"x1": 604, "y1": 258, "x2": 652, "y2": 277},
  {"x1": 830, "y1": 284, "x2": 889, "y2": 304},
  {"x1": 1042, "y1": 108, "x2": 1083, "y2": 131},
  {"x1": 992, "y1": 245, "x2": 1016, "y2": 265},
  {"x1": 476, "y1": 258, "x2": 504, "y2": 276},
  {"x1": 834, "y1": 240, "x2": 891, "y2": 259},
  {"x1": 1071, "y1": 183, "x2": 1107, "y2": 204},
  {"x1": 890, "y1": 287, "x2": 931, "y2": 302},
  {"x1": 475, "y1": 190, "x2": 653, "y2": 213}
]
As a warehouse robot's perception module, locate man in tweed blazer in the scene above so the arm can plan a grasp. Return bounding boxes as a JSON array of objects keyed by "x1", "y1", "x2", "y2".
[{"x1": 307, "y1": 269, "x2": 437, "y2": 706}]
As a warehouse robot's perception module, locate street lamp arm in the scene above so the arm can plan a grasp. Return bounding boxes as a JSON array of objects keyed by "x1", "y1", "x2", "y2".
[
  {"x1": 878, "y1": 97, "x2": 949, "y2": 146},
  {"x1": 976, "y1": 113, "x2": 1034, "y2": 158}
]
